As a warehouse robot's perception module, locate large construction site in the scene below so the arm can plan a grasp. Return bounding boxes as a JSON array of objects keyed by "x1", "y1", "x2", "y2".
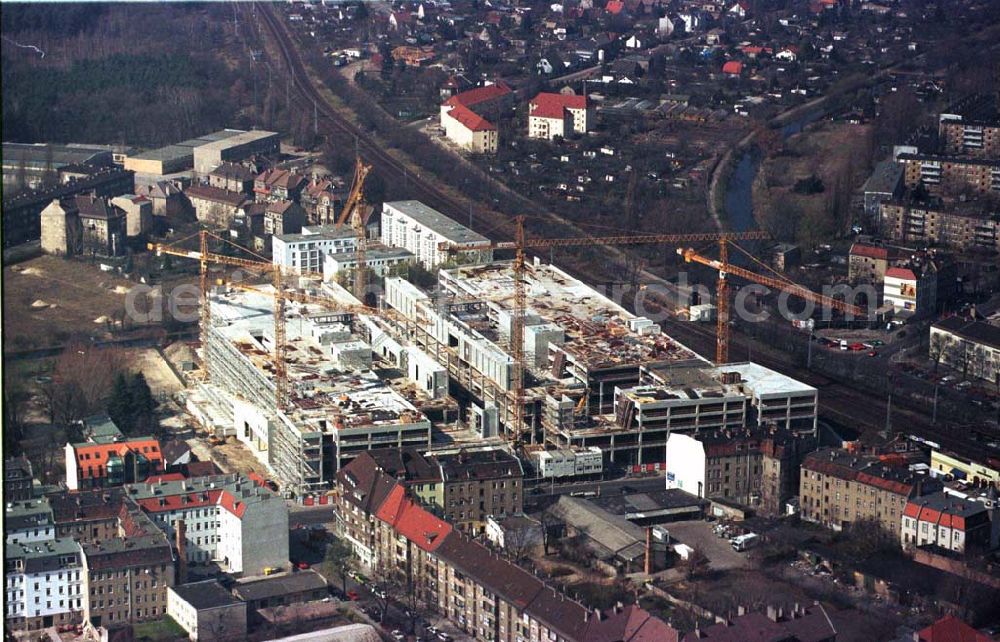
[{"x1": 179, "y1": 222, "x2": 819, "y2": 494}]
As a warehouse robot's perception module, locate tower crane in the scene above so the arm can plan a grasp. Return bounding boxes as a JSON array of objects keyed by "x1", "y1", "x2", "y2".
[
  {"x1": 335, "y1": 158, "x2": 373, "y2": 303},
  {"x1": 678, "y1": 243, "x2": 866, "y2": 364},
  {"x1": 440, "y1": 218, "x2": 771, "y2": 446}
]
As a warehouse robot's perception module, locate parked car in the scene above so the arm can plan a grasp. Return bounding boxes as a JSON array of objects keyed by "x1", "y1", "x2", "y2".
[
  {"x1": 868, "y1": 350, "x2": 878, "y2": 357},
  {"x1": 347, "y1": 590, "x2": 360, "y2": 601},
  {"x1": 391, "y1": 630, "x2": 406, "y2": 641}
]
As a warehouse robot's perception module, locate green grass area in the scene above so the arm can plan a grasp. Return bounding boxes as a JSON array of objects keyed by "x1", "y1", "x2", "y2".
[{"x1": 133, "y1": 616, "x2": 187, "y2": 641}]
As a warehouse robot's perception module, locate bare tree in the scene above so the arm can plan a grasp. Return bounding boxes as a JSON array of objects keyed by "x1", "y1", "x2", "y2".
[
  {"x1": 928, "y1": 332, "x2": 953, "y2": 373},
  {"x1": 680, "y1": 548, "x2": 709, "y2": 580}
]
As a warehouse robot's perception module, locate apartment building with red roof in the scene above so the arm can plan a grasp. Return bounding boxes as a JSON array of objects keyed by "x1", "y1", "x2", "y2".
[
  {"x1": 334, "y1": 453, "x2": 680, "y2": 642},
  {"x1": 439, "y1": 83, "x2": 512, "y2": 154},
  {"x1": 902, "y1": 491, "x2": 996, "y2": 554},
  {"x1": 64, "y1": 437, "x2": 164, "y2": 491},
  {"x1": 125, "y1": 473, "x2": 288, "y2": 576},
  {"x1": 800, "y1": 448, "x2": 941, "y2": 534},
  {"x1": 528, "y1": 92, "x2": 593, "y2": 141}
]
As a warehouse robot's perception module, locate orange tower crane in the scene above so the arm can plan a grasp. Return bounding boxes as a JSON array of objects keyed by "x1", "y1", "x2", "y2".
[
  {"x1": 441, "y1": 219, "x2": 771, "y2": 445},
  {"x1": 678, "y1": 243, "x2": 866, "y2": 364},
  {"x1": 335, "y1": 158, "x2": 373, "y2": 302}
]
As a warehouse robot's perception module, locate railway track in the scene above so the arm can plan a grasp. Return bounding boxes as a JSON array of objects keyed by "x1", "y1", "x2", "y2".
[{"x1": 255, "y1": 5, "x2": 953, "y2": 438}]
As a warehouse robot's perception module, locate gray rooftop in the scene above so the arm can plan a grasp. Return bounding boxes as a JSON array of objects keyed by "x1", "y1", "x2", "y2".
[
  {"x1": 862, "y1": 160, "x2": 904, "y2": 195},
  {"x1": 232, "y1": 569, "x2": 327, "y2": 602},
  {"x1": 5, "y1": 497, "x2": 54, "y2": 531},
  {"x1": 6, "y1": 538, "x2": 81, "y2": 566},
  {"x1": 548, "y1": 496, "x2": 647, "y2": 562},
  {"x1": 171, "y1": 580, "x2": 244, "y2": 610},
  {"x1": 384, "y1": 200, "x2": 488, "y2": 245},
  {"x1": 2, "y1": 142, "x2": 114, "y2": 169}
]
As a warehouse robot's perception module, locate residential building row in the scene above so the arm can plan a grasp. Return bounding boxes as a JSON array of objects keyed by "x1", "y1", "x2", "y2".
[
  {"x1": 334, "y1": 454, "x2": 681, "y2": 642},
  {"x1": 799, "y1": 447, "x2": 1000, "y2": 556},
  {"x1": 364, "y1": 448, "x2": 525, "y2": 532},
  {"x1": 4, "y1": 472, "x2": 288, "y2": 634}
]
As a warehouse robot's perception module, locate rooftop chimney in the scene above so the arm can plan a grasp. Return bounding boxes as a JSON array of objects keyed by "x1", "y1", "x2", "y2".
[{"x1": 174, "y1": 519, "x2": 187, "y2": 584}]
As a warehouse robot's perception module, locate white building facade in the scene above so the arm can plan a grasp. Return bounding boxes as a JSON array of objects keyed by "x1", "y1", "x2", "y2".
[{"x1": 380, "y1": 200, "x2": 492, "y2": 268}]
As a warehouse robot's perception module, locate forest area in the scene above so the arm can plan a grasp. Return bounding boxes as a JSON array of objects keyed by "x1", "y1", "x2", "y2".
[{"x1": 0, "y1": 3, "x2": 254, "y2": 147}]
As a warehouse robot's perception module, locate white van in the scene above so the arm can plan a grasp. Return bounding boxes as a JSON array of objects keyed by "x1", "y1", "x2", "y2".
[{"x1": 730, "y1": 533, "x2": 759, "y2": 552}]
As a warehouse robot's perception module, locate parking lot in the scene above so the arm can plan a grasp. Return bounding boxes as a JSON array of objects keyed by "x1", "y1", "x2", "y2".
[{"x1": 661, "y1": 520, "x2": 749, "y2": 571}]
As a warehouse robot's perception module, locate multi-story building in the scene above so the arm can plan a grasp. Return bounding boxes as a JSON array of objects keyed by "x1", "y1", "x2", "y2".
[
  {"x1": 50, "y1": 488, "x2": 128, "y2": 544},
  {"x1": 272, "y1": 225, "x2": 357, "y2": 275},
  {"x1": 899, "y1": 152, "x2": 1000, "y2": 194},
  {"x1": 324, "y1": 245, "x2": 415, "y2": 278},
  {"x1": 357, "y1": 448, "x2": 524, "y2": 532},
  {"x1": 334, "y1": 456, "x2": 681, "y2": 642},
  {"x1": 938, "y1": 113, "x2": 1000, "y2": 158},
  {"x1": 191, "y1": 129, "x2": 279, "y2": 176},
  {"x1": 528, "y1": 93, "x2": 593, "y2": 140},
  {"x1": 435, "y1": 450, "x2": 524, "y2": 532},
  {"x1": 194, "y1": 287, "x2": 432, "y2": 494},
  {"x1": 679, "y1": 604, "x2": 835, "y2": 642},
  {"x1": 883, "y1": 262, "x2": 949, "y2": 318},
  {"x1": 439, "y1": 84, "x2": 512, "y2": 154},
  {"x1": 4, "y1": 456, "x2": 35, "y2": 502},
  {"x1": 254, "y1": 168, "x2": 306, "y2": 203},
  {"x1": 799, "y1": 448, "x2": 941, "y2": 533},
  {"x1": 208, "y1": 162, "x2": 256, "y2": 194},
  {"x1": 5, "y1": 539, "x2": 85, "y2": 632},
  {"x1": 186, "y1": 185, "x2": 250, "y2": 227},
  {"x1": 901, "y1": 491, "x2": 997, "y2": 554},
  {"x1": 380, "y1": 200, "x2": 492, "y2": 268},
  {"x1": 335, "y1": 455, "x2": 402, "y2": 571},
  {"x1": 64, "y1": 435, "x2": 163, "y2": 491},
  {"x1": 5, "y1": 497, "x2": 55, "y2": 545},
  {"x1": 126, "y1": 473, "x2": 289, "y2": 575},
  {"x1": 441, "y1": 104, "x2": 499, "y2": 154},
  {"x1": 262, "y1": 199, "x2": 307, "y2": 236},
  {"x1": 880, "y1": 198, "x2": 1000, "y2": 252},
  {"x1": 665, "y1": 426, "x2": 814, "y2": 511},
  {"x1": 930, "y1": 316, "x2": 1000, "y2": 384},
  {"x1": 40, "y1": 193, "x2": 128, "y2": 257},
  {"x1": 848, "y1": 243, "x2": 891, "y2": 283},
  {"x1": 300, "y1": 177, "x2": 343, "y2": 225},
  {"x1": 110, "y1": 194, "x2": 153, "y2": 238},
  {"x1": 2, "y1": 165, "x2": 134, "y2": 248},
  {"x1": 862, "y1": 160, "x2": 904, "y2": 231},
  {"x1": 81, "y1": 505, "x2": 176, "y2": 628}
]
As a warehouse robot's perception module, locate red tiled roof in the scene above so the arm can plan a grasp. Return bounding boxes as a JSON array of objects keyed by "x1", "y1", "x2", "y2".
[
  {"x1": 917, "y1": 615, "x2": 992, "y2": 642},
  {"x1": 886, "y1": 266, "x2": 917, "y2": 280},
  {"x1": 73, "y1": 440, "x2": 163, "y2": 480},
  {"x1": 375, "y1": 486, "x2": 452, "y2": 552},
  {"x1": 145, "y1": 473, "x2": 185, "y2": 484},
  {"x1": 186, "y1": 185, "x2": 248, "y2": 207},
  {"x1": 606, "y1": 0, "x2": 625, "y2": 14},
  {"x1": 445, "y1": 83, "x2": 512, "y2": 109},
  {"x1": 135, "y1": 488, "x2": 249, "y2": 519},
  {"x1": 529, "y1": 92, "x2": 589, "y2": 120},
  {"x1": 446, "y1": 104, "x2": 497, "y2": 132},
  {"x1": 586, "y1": 604, "x2": 680, "y2": 642},
  {"x1": 850, "y1": 243, "x2": 888, "y2": 260},
  {"x1": 722, "y1": 60, "x2": 743, "y2": 75}
]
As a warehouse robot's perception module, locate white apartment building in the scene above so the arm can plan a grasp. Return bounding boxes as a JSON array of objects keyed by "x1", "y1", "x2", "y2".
[
  {"x1": 272, "y1": 225, "x2": 357, "y2": 275},
  {"x1": 5, "y1": 539, "x2": 85, "y2": 632},
  {"x1": 380, "y1": 200, "x2": 492, "y2": 268},
  {"x1": 528, "y1": 93, "x2": 593, "y2": 141},
  {"x1": 533, "y1": 447, "x2": 604, "y2": 479},
  {"x1": 127, "y1": 474, "x2": 289, "y2": 576},
  {"x1": 5, "y1": 498, "x2": 56, "y2": 545},
  {"x1": 323, "y1": 245, "x2": 414, "y2": 279}
]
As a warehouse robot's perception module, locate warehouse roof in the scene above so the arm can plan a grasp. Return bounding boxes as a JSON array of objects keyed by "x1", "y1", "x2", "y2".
[
  {"x1": 172, "y1": 580, "x2": 244, "y2": 610},
  {"x1": 233, "y1": 570, "x2": 327, "y2": 602}
]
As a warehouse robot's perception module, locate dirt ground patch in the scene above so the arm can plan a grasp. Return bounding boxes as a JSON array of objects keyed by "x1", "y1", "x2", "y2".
[
  {"x1": 130, "y1": 348, "x2": 185, "y2": 396},
  {"x1": 3, "y1": 256, "x2": 133, "y2": 350},
  {"x1": 754, "y1": 121, "x2": 874, "y2": 247}
]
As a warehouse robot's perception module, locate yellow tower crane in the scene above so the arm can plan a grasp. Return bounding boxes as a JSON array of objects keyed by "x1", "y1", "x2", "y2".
[{"x1": 440, "y1": 221, "x2": 771, "y2": 446}]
